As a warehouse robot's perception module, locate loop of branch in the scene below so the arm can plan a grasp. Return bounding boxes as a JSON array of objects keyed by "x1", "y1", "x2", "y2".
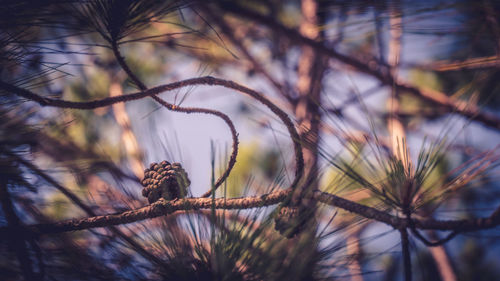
[
  {"x1": 152, "y1": 96, "x2": 239, "y2": 197},
  {"x1": 112, "y1": 42, "x2": 239, "y2": 197},
  {"x1": 0, "y1": 76, "x2": 304, "y2": 193}
]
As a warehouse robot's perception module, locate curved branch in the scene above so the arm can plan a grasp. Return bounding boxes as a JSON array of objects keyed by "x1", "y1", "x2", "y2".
[
  {"x1": 152, "y1": 96, "x2": 239, "y2": 197},
  {"x1": 111, "y1": 41, "x2": 148, "y2": 91},
  {"x1": 0, "y1": 76, "x2": 304, "y2": 192},
  {"x1": 410, "y1": 227, "x2": 459, "y2": 247},
  {"x1": 112, "y1": 42, "x2": 239, "y2": 197}
]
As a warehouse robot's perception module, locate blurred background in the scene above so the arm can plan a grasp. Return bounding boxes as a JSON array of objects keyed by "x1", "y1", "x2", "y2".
[{"x1": 1, "y1": 0, "x2": 500, "y2": 280}]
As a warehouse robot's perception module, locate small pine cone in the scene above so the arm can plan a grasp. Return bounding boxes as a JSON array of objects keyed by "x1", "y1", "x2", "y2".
[
  {"x1": 274, "y1": 205, "x2": 313, "y2": 238},
  {"x1": 141, "y1": 161, "x2": 190, "y2": 203}
]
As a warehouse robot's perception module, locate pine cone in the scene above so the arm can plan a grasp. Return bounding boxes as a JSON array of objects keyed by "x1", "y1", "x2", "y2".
[{"x1": 141, "y1": 161, "x2": 190, "y2": 204}]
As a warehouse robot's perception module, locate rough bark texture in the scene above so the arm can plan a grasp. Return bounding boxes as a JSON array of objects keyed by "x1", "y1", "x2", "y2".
[
  {"x1": 295, "y1": 0, "x2": 325, "y2": 191},
  {"x1": 2, "y1": 189, "x2": 499, "y2": 239},
  {"x1": 275, "y1": 0, "x2": 326, "y2": 238}
]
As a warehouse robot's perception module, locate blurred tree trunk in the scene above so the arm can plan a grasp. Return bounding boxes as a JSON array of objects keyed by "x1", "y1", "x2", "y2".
[
  {"x1": 110, "y1": 81, "x2": 144, "y2": 179},
  {"x1": 293, "y1": 0, "x2": 326, "y2": 200},
  {"x1": 346, "y1": 226, "x2": 366, "y2": 281},
  {"x1": 428, "y1": 231, "x2": 457, "y2": 281},
  {"x1": 386, "y1": 4, "x2": 412, "y2": 281},
  {"x1": 387, "y1": 1, "x2": 405, "y2": 160},
  {"x1": 386, "y1": 4, "x2": 457, "y2": 280}
]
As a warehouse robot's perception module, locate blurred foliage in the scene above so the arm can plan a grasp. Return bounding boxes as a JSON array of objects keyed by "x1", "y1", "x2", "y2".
[
  {"x1": 151, "y1": 209, "x2": 333, "y2": 281},
  {"x1": 220, "y1": 141, "x2": 284, "y2": 197},
  {"x1": 457, "y1": 240, "x2": 500, "y2": 281}
]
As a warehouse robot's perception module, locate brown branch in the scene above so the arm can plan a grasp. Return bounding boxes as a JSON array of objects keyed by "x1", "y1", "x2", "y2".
[
  {"x1": 3, "y1": 190, "x2": 290, "y2": 237},
  {"x1": 413, "y1": 206, "x2": 500, "y2": 231},
  {"x1": 0, "y1": 76, "x2": 304, "y2": 192},
  {"x1": 294, "y1": 0, "x2": 326, "y2": 192},
  {"x1": 313, "y1": 191, "x2": 401, "y2": 227},
  {"x1": 212, "y1": 2, "x2": 389, "y2": 81},
  {"x1": 346, "y1": 225, "x2": 367, "y2": 281},
  {"x1": 387, "y1": 0, "x2": 406, "y2": 163},
  {"x1": 273, "y1": 0, "x2": 327, "y2": 238},
  {"x1": 1, "y1": 187, "x2": 499, "y2": 238},
  {"x1": 318, "y1": 190, "x2": 500, "y2": 231},
  {"x1": 110, "y1": 41, "x2": 148, "y2": 91},
  {"x1": 111, "y1": 41, "x2": 239, "y2": 197},
  {"x1": 426, "y1": 231, "x2": 458, "y2": 281},
  {"x1": 397, "y1": 83, "x2": 500, "y2": 131}
]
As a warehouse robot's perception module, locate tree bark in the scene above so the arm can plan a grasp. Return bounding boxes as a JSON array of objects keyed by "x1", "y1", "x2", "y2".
[{"x1": 294, "y1": 0, "x2": 325, "y2": 192}]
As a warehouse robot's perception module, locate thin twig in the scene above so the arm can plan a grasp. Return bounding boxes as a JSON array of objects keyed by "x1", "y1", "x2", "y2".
[
  {"x1": 113, "y1": 41, "x2": 243, "y2": 197},
  {"x1": 152, "y1": 96, "x2": 239, "y2": 198},
  {"x1": 410, "y1": 227, "x2": 458, "y2": 247}
]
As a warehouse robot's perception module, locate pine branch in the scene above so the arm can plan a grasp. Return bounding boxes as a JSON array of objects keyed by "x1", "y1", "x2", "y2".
[
  {"x1": 0, "y1": 76, "x2": 305, "y2": 194},
  {"x1": 0, "y1": 189, "x2": 290, "y2": 237},
  {"x1": 2, "y1": 189, "x2": 499, "y2": 238},
  {"x1": 110, "y1": 42, "x2": 239, "y2": 197}
]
